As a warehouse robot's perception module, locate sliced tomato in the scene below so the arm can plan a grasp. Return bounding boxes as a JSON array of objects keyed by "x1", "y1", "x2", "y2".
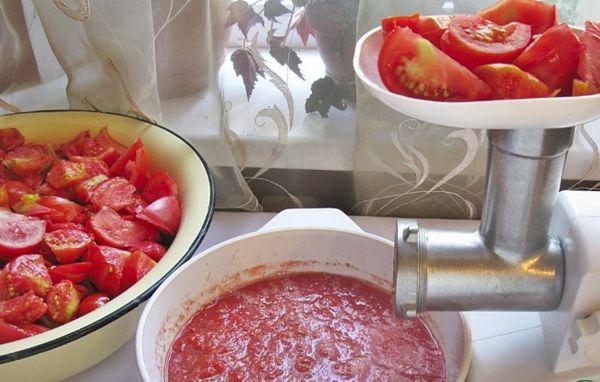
[
  {"x1": 378, "y1": 27, "x2": 491, "y2": 101},
  {"x1": 78, "y1": 293, "x2": 110, "y2": 316},
  {"x1": 43, "y1": 229, "x2": 92, "y2": 263},
  {"x1": 0, "y1": 184, "x2": 7, "y2": 209},
  {"x1": 129, "y1": 241, "x2": 167, "y2": 262},
  {"x1": 12, "y1": 194, "x2": 54, "y2": 217},
  {"x1": 90, "y1": 207, "x2": 155, "y2": 249},
  {"x1": 49, "y1": 262, "x2": 92, "y2": 284},
  {"x1": 142, "y1": 171, "x2": 179, "y2": 203},
  {"x1": 382, "y1": 14, "x2": 450, "y2": 48},
  {"x1": 572, "y1": 79, "x2": 598, "y2": 96},
  {"x1": 578, "y1": 21, "x2": 600, "y2": 92},
  {"x1": 120, "y1": 251, "x2": 156, "y2": 292},
  {"x1": 95, "y1": 127, "x2": 127, "y2": 164},
  {"x1": 88, "y1": 245, "x2": 129, "y2": 297},
  {"x1": 4, "y1": 180, "x2": 33, "y2": 207},
  {"x1": 110, "y1": 139, "x2": 143, "y2": 177},
  {"x1": 45, "y1": 161, "x2": 87, "y2": 190},
  {"x1": 479, "y1": 0, "x2": 556, "y2": 35},
  {"x1": 382, "y1": 13, "x2": 420, "y2": 35},
  {"x1": 122, "y1": 194, "x2": 148, "y2": 215},
  {"x1": 473, "y1": 64, "x2": 550, "y2": 99},
  {"x1": 45, "y1": 222, "x2": 86, "y2": 232},
  {"x1": 74, "y1": 174, "x2": 108, "y2": 203},
  {"x1": 513, "y1": 24, "x2": 581, "y2": 95},
  {"x1": 0, "y1": 211, "x2": 46, "y2": 260},
  {"x1": 19, "y1": 323, "x2": 49, "y2": 335},
  {"x1": 440, "y1": 15, "x2": 531, "y2": 69},
  {"x1": 0, "y1": 290, "x2": 48, "y2": 324},
  {"x1": 136, "y1": 196, "x2": 181, "y2": 236},
  {"x1": 0, "y1": 321, "x2": 32, "y2": 344},
  {"x1": 124, "y1": 146, "x2": 150, "y2": 191},
  {"x1": 2, "y1": 144, "x2": 55, "y2": 178},
  {"x1": 71, "y1": 156, "x2": 110, "y2": 179},
  {"x1": 3, "y1": 254, "x2": 52, "y2": 298},
  {"x1": 0, "y1": 128, "x2": 25, "y2": 151},
  {"x1": 89, "y1": 177, "x2": 135, "y2": 212},
  {"x1": 38, "y1": 196, "x2": 83, "y2": 223},
  {"x1": 45, "y1": 279, "x2": 81, "y2": 324}
]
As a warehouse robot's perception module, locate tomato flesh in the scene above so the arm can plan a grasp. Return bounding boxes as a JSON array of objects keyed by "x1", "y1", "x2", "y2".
[
  {"x1": 129, "y1": 241, "x2": 167, "y2": 262},
  {"x1": 382, "y1": 14, "x2": 450, "y2": 48},
  {"x1": 479, "y1": 0, "x2": 557, "y2": 35},
  {"x1": 0, "y1": 321, "x2": 32, "y2": 344},
  {"x1": 440, "y1": 15, "x2": 531, "y2": 69},
  {"x1": 120, "y1": 251, "x2": 156, "y2": 292},
  {"x1": 0, "y1": 128, "x2": 25, "y2": 151},
  {"x1": 88, "y1": 245, "x2": 129, "y2": 297},
  {"x1": 46, "y1": 161, "x2": 87, "y2": 190},
  {"x1": 3, "y1": 254, "x2": 52, "y2": 298},
  {"x1": 0, "y1": 290, "x2": 48, "y2": 325},
  {"x1": 78, "y1": 293, "x2": 110, "y2": 316},
  {"x1": 473, "y1": 63, "x2": 550, "y2": 99},
  {"x1": 4, "y1": 180, "x2": 33, "y2": 207},
  {"x1": 0, "y1": 184, "x2": 8, "y2": 209},
  {"x1": 513, "y1": 24, "x2": 581, "y2": 95},
  {"x1": 89, "y1": 177, "x2": 136, "y2": 212},
  {"x1": 3, "y1": 144, "x2": 55, "y2": 178},
  {"x1": 90, "y1": 207, "x2": 154, "y2": 248},
  {"x1": 110, "y1": 139, "x2": 143, "y2": 177},
  {"x1": 45, "y1": 279, "x2": 81, "y2": 324},
  {"x1": 378, "y1": 27, "x2": 491, "y2": 101},
  {"x1": 572, "y1": 79, "x2": 598, "y2": 96},
  {"x1": 0, "y1": 211, "x2": 46, "y2": 260},
  {"x1": 142, "y1": 171, "x2": 179, "y2": 203},
  {"x1": 38, "y1": 196, "x2": 83, "y2": 223},
  {"x1": 49, "y1": 262, "x2": 92, "y2": 284},
  {"x1": 43, "y1": 229, "x2": 92, "y2": 264},
  {"x1": 136, "y1": 196, "x2": 181, "y2": 236},
  {"x1": 382, "y1": 14, "x2": 420, "y2": 35},
  {"x1": 578, "y1": 21, "x2": 600, "y2": 93},
  {"x1": 74, "y1": 174, "x2": 108, "y2": 203},
  {"x1": 124, "y1": 146, "x2": 150, "y2": 191}
]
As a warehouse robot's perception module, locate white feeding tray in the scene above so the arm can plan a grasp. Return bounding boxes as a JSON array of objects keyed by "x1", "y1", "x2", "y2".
[{"x1": 354, "y1": 26, "x2": 600, "y2": 130}]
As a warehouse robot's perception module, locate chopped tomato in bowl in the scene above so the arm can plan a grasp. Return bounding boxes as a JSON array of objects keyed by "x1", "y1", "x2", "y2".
[{"x1": 0, "y1": 111, "x2": 213, "y2": 382}]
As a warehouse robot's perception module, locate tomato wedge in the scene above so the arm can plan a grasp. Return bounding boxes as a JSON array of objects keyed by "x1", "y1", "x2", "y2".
[
  {"x1": 3, "y1": 180, "x2": 33, "y2": 207},
  {"x1": 95, "y1": 127, "x2": 127, "y2": 164},
  {"x1": 49, "y1": 262, "x2": 92, "y2": 284},
  {"x1": 88, "y1": 245, "x2": 129, "y2": 296},
  {"x1": 378, "y1": 27, "x2": 491, "y2": 101},
  {"x1": 110, "y1": 139, "x2": 143, "y2": 177},
  {"x1": 473, "y1": 64, "x2": 550, "y2": 99},
  {"x1": 382, "y1": 14, "x2": 420, "y2": 35},
  {"x1": 129, "y1": 241, "x2": 167, "y2": 262},
  {"x1": 513, "y1": 24, "x2": 581, "y2": 95},
  {"x1": 479, "y1": 0, "x2": 557, "y2": 35},
  {"x1": 74, "y1": 174, "x2": 108, "y2": 203},
  {"x1": 440, "y1": 15, "x2": 531, "y2": 69},
  {"x1": 3, "y1": 254, "x2": 52, "y2": 298},
  {"x1": 120, "y1": 251, "x2": 156, "y2": 292},
  {"x1": 78, "y1": 293, "x2": 110, "y2": 316},
  {"x1": 382, "y1": 14, "x2": 450, "y2": 48},
  {"x1": 0, "y1": 128, "x2": 25, "y2": 151},
  {"x1": 43, "y1": 229, "x2": 92, "y2": 263},
  {"x1": 0, "y1": 321, "x2": 32, "y2": 344},
  {"x1": 71, "y1": 156, "x2": 110, "y2": 179},
  {"x1": 578, "y1": 21, "x2": 600, "y2": 93},
  {"x1": 142, "y1": 171, "x2": 179, "y2": 203},
  {"x1": 38, "y1": 196, "x2": 83, "y2": 223},
  {"x1": 0, "y1": 211, "x2": 46, "y2": 259},
  {"x1": 2, "y1": 144, "x2": 55, "y2": 178},
  {"x1": 19, "y1": 323, "x2": 49, "y2": 335},
  {"x1": 46, "y1": 161, "x2": 87, "y2": 190},
  {"x1": 136, "y1": 196, "x2": 181, "y2": 236},
  {"x1": 46, "y1": 279, "x2": 81, "y2": 324},
  {"x1": 90, "y1": 207, "x2": 155, "y2": 248},
  {"x1": 124, "y1": 146, "x2": 150, "y2": 191},
  {"x1": 89, "y1": 177, "x2": 136, "y2": 212},
  {"x1": 0, "y1": 291, "x2": 48, "y2": 325}
]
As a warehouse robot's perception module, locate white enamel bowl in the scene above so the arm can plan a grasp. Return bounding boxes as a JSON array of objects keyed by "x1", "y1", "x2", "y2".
[
  {"x1": 354, "y1": 25, "x2": 600, "y2": 129},
  {"x1": 0, "y1": 111, "x2": 214, "y2": 381},
  {"x1": 137, "y1": 209, "x2": 471, "y2": 382}
]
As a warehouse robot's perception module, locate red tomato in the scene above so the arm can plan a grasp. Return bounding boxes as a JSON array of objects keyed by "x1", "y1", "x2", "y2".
[
  {"x1": 43, "y1": 229, "x2": 92, "y2": 263},
  {"x1": 90, "y1": 207, "x2": 154, "y2": 248},
  {"x1": 381, "y1": 14, "x2": 450, "y2": 48},
  {"x1": 0, "y1": 321, "x2": 32, "y2": 344},
  {"x1": 0, "y1": 128, "x2": 25, "y2": 151},
  {"x1": 19, "y1": 323, "x2": 49, "y2": 335},
  {"x1": 38, "y1": 196, "x2": 83, "y2": 223},
  {"x1": 46, "y1": 222, "x2": 86, "y2": 232},
  {"x1": 473, "y1": 64, "x2": 550, "y2": 99},
  {"x1": 49, "y1": 262, "x2": 92, "y2": 284},
  {"x1": 142, "y1": 171, "x2": 179, "y2": 203},
  {"x1": 136, "y1": 196, "x2": 181, "y2": 236},
  {"x1": 382, "y1": 13, "x2": 420, "y2": 35},
  {"x1": 46, "y1": 161, "x2": 87, "y2": 190},
  {"x1": 440, "y1": 15, "x2": 531, "y2": 69},
  {"x1": 479, "y1": 0, "x2": 557, "y2": 35},
  {"x1": 0, "y1": 184, "x2": 8, "y2": 209},
  {"x1": 3, "y1": 180, "x2": 33, "y2": 207},
  {"x1": 572, "y1": 79, "x2": 598, "y2": 96},
  {"x1": 122, "y1": 194, "x2": 148, "y2": 215},
  {"x1": 45, "y1": 279, "x2": 81, "y2": 324},
  {"x1": 110, "y1": 139, "x2": 143, "y2": 177},
  {"x1": 60, "y1": 130, "x2": 113, "y2": 163},
  {"x1": 513, "y1": 24, "x2": 581, "y2": 95},
  {"x1": 378, "y1": 27, "x2": 491, "y2": 101},
  {"x1": 578, "y1": 21, "x2": 600, "y2": 92},
  {"x1": 89, "y1": 177, "x2": 136, "y2": 212},
  {"x1": 88, "y1": 245, "x2": 129, "y2": 297},
  {"x1": 124, "y1": 146, "x2": 150, "y2": 191},
  {"x1": 0, "y1": 290, "x2": 48, "y2": 324},
  {"x1": 78, "y1": 293, "x2": 110, "y2": 316},
  {"x1": 71, "y1": 156, "x2": 110, "y2": 179},
  {"x1": 74, "y1": 174, "x2": 108, "y2": 203},
  {"x1": 3, "y1": 254, "x2": 52, "y2": 298},
  {"x1": 120, "y1": 251, "x2": 156, "y2": 292},
  {"x1": 129, "y1": 241, "x2": 167, "y2": 262},
  {"x1": 0, "y1": 211, "x2": 46, "y2": 260},
  {"x1": 2, "y1": 144, "x2": 55, "y2": 178},
  {"x1": 95, "y1": 127, "x2": 127, "y2": 164},
  {"x1": 12, "y1": 194, "x2": 54, "y2": 217}
]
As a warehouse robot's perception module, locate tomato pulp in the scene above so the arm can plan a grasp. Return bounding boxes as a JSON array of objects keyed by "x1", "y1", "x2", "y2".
[{"x1": 167, "y1": 273, "x2": 446, "y2": 382}]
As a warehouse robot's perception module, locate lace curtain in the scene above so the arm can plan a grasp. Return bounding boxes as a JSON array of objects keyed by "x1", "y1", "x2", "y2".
[{"x1": 1, "y1": 0, "x2": 598, "y2": 218}]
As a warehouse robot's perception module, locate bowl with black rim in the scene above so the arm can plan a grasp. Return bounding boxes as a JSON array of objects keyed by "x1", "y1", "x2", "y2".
[{"x1": 0, "y1": 110, "x2": 214, "y2": 381}]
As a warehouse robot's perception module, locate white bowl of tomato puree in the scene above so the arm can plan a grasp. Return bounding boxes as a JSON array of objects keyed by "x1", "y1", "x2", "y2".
[
  {"x1": 137, "y1": 209, "x2": 471, "y2": 381},
  {"x1": 0, "y1": 111, "x2": 214, "y2": 381}
]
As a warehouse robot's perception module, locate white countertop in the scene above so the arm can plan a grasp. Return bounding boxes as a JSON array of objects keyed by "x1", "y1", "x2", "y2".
[{"x1": 67, "y1": 212, "x2": 600, "y2": 382}]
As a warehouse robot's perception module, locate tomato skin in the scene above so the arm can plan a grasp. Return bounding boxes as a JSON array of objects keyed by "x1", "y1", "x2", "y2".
[
  {"x1": 479, "y1": 0, "x2": 557, "y2": 35},
  {"x1": 88, "y1": 245, "x2": 130, "y2": 297},
  {"x1": 45, "y1": 279, "x2": 81, "y2": 324},
  {"x1": 473, "y1": 63, "x2": 550, "y2": 99},
  {"x1": 513, "y1": 24, "x2": 581, "y2": 95},
  {"x1": 43, "y1": 229, "x2": 92, "y2": 264},
  {"x1": 124, "y1": 146, "x2": 150, "y2": 191},
  {"x1": 19, "y1": 323, "x2": 48, "y2": 335},
  {"x1": 2, "y1": 144, "x2": 56, "y2": 178},
  {"x1": 0, "y1": 211, "x2": 46, "y2": 260},
  {"x1": 382, "y1": 14, "x2": 450, "y2": 48},
  {"x1": 382, "y1": 14, "x2": 420, "y2": 35},
  {"x1": 0, "y1": 321, "x2": 32, "y2": 344},
  {"x1": 3, "y1": 254, "x2": 53, "y2": 298},
  {"x1": 378, "y1": 27, "x2": 491, "y2": 101},
  {"x1": 141, "y1": 171, "x2": 179, "y2": 203},
  {"x1": 129, "y1": 241, "x2": 167, "y2": 262},
  {"x1": 89, "y1": 177, "x2": 136, "y2": 212},
  {"x1": 578, "y1": 21, "x2": 600, "y2": 92},
  {"x1": 78, "y1": 293, "x2": 110, "y2": 316},
  {"x1": 0, "y1": 290, "x2": 48, "y2": 325},
  {"x1": 120, "y1": 251, "x2": 156, "y2": 292},
  {"x1": 49, "y1": 262, "x2": 92, "y2": 284},
  {"x1": 46, "y1": 161, "x2": 87, "y2": 190},
  {"x1": 136, "y1": 196, "x2": 181, "y2": 236},
  {"x1": 0, "y1": 128, "x2": 25, "y2": 151},
  {"x1": 4, "y1": 180, "x2": 33, "y2": 207},
  {"x1": 440, "y1": 15, "x2": 531, "y2": 69},
  {"x1": 38, "y1": 196, "x2": 83, "y2": 223},
  {"x1": 90, "y1": 207, "x2": 155, "y2": 249},
  {"x1": 96, "y1": 127, "x2": 127, "y2": 164},
  {"x1": 110, "y1": 139, "x2": 143, "y2": 177}
]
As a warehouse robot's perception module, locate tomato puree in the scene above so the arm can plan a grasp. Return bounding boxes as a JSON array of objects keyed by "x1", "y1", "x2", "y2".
[{"x1": 167, "y1": 273, "x2": 446, "y2": 381}]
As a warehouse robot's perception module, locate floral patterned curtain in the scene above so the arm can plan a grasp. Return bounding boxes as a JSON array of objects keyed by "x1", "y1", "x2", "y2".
[{"x1": 0, "y1": 0, "x2": 598, "y2": 218}]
